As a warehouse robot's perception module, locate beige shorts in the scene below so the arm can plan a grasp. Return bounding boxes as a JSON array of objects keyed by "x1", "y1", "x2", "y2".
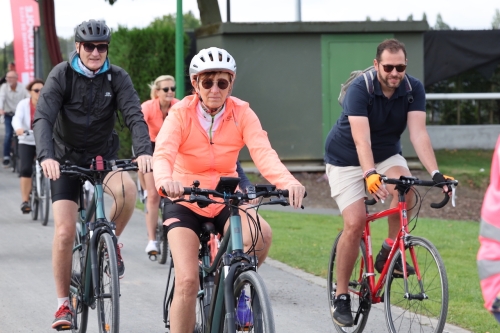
[{"x1": 326, "y1": 154, "x2": 409, "y2": 213}]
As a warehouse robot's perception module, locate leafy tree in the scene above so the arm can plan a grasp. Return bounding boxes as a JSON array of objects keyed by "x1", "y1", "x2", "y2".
[
  {"x1": 148, "y1": 11, "x2": 201, "y2": 31},
  {"x1": 365, "y1": 16, "x2": 371, "y2": 21},
  {"x1": 492, "y1": 9, "x2": 500, "y2": 29},
  {"x1": 434, "y1": 13, "x2": 451, "y2": 30},
  {"x1": 407, "y1": 14, "x2": 413, "y2": 21},
  {"x1": 422, "y1": 12, "x2": 427, "y2": 23}
]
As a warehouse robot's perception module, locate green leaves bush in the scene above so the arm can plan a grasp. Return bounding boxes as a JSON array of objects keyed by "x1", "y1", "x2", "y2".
[{"x1": 108, "y1": 25, "x2": 190, "y2": 158}]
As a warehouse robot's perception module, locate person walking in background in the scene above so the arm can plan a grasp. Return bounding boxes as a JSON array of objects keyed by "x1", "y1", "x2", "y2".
[
  {"x1": 478, "y1": 135, "x2": 500, "y2": 324},
  {"x1": 0, "y1": 70, "x2": 30, "y2": 167},
  {"x1": 12, "y1": 78, "x2": 44, "y2": 213},
  {"x1": 140, "y1": 75, "x2": 180, "y2": 256}
]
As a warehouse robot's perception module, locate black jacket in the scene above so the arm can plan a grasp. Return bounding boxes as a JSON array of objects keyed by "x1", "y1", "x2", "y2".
[{"x1": 34, "y1": 52, "x2": 151, "y2": 165}]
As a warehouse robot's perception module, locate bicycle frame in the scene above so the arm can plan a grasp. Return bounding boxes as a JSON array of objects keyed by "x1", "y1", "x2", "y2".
[
  {"x1": 71, "y1": 168, "x2": 120, "y2": 308},
  {"x1": 361, "y1": 196, "x2": 415, "y2": 304},
  {"x1": 202, "y1": 202, "x2": 255, "y2": 333}
]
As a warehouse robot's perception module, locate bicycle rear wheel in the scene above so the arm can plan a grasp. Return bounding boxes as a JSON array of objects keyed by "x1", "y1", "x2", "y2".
[
  {"x1": 220, "y1": 270, "x2": 275, "y2": 333},
  {"x1": 384, "y1": 236, "x2": 448, "y2": 333},
  {"x1": 41, "y1": 176, "x2": 51, "y2": 226},
  {"x1": 70, "y1": 223, "x2": 89, "y2": 333},
  {"x1": 157, "y1": 217, "x2": 170, "y2": 265},
  {"x1": 327, "y1": 231, "x2": 370, "y2": 333},
  {"x1": 97, "y1": 233, "x2": 120, "y2": 333},
  {"x1": 158, "y1": 201, "x2": 171, "y2": 265},
  {"x1": 30, "y1": 172, "x2": 39, "y2": 220}
]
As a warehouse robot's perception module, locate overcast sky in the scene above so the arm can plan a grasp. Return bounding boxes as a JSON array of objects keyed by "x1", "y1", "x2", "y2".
[{"x1": 1, "y1": 0, "x2": 499, "y2": 45}]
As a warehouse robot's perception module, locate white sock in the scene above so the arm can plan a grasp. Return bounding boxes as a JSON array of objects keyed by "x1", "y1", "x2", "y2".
[{"x1": 57, "y1": 297, "x2": 69, "y2": 309}]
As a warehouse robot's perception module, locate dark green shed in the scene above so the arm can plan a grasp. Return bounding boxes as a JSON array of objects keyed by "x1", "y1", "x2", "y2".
[{"x1": 195, "y1": 21, "x2": 429, "y2": 163}]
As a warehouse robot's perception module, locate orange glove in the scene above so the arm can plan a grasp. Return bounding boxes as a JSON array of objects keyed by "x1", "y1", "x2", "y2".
[{"x1": 365, "y1": 173, "x2": 382, "y2": 194}]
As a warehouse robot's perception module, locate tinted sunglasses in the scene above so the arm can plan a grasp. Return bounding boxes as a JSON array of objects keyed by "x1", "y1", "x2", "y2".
[
  {"x1": 201, "y1": 79, "x2": 230, "y2": 90},
  {"x1": 381, "y1": 64, "x2": 407, "y2": 73},
  {"x1": 161, "y1": 87, "x2": 176, "y2": 92},
  {"x1": 82, "y1": 42, "x2": 109, "y2": 53},
  {"x1": 31, "y1": 89, "x2": 41, "y2": 93}
]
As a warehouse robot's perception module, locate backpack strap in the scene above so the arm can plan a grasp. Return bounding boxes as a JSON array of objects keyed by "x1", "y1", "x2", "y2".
[
  {"x1": 404, "y1": 75, "x2": 414, "y2": 104},
  {"x1": 362, "y1": 70, "x2": 375, "y2": 105},
  {"x1": 107, "y1": 66, "x2": 124, "y2": 130},
  {"x1": 63, "y1": 62, "x2": 72, "y2": 104}
]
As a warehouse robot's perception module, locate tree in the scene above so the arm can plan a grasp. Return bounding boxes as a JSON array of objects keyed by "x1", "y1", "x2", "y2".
[
  {"x1": 148, "y1": 11, "x2": 201, "y2": 31},
  {"x1": 434, "y1": 13, "x2": 451, "y2": 30},
  {"x1": 492, "y1": 9, "x2": 500, "y2": 29},
  {"x1": 407, "y1": 14, "x2": 413, "y2": 21},
  {"x1": 422, "y1": 12, "x2": 427, "y2": 23}
]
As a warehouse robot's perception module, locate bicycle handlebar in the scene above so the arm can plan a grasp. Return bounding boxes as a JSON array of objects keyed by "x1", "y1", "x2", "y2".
[
  {"x1": 60, "y1": 157, "x2": 138, "y2": 181},
  {"x1": 160, "y1": 182, "x2": 298, "y2": 207},
  {"x1": 365, "y1": 175, "x2": 458, "y2": 209}
]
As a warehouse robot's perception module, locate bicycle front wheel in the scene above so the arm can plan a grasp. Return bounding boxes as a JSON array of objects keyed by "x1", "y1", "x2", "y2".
[
  {"x1": 70, "y1": 224, "x2": 88, "y2": 333},
  {"x1": 96, "y1": 233, "x2": 120, "y2": 333},
  {"x1": 41, "y1": 176, "x2": 51, "y2": 226},
  {"x1": 327, "y1": 231, "x2": 370, "y2": 333},
  {"x1": 220, "y1": 270, "x2": 275, "y2": 333},
  {"x1": 384, "y1": 236, "x2": 448, "y2": 333}
]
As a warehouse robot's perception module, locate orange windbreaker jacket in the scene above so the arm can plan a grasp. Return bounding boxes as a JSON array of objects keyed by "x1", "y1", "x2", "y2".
[{"x1": 153, "y1": 94, "x2": 301, "y2": 217}]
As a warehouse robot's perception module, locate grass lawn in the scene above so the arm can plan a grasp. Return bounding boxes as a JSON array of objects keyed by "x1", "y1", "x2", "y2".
[{"x1": 261, "y1": 210, "x2": 498, "y2": 332}]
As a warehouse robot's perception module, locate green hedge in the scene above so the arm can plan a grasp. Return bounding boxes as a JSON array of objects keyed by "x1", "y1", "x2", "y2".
[{"x1": 108, "y1": 25, "x2": 190, "y2": 158}]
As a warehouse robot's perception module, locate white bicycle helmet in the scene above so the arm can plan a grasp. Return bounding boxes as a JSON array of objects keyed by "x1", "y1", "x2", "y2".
[{"x1": 189, "y1": 47, "x2": 237, "y2": 80}]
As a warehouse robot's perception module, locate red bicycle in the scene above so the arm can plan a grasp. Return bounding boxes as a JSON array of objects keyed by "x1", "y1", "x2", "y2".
[{"x1": 328, "y1": 175, "x2": 458, "y2": 333}]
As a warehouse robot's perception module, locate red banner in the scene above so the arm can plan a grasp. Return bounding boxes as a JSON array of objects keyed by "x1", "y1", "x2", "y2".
[{"x1": 10, "y1": 0, "x2": 40, "y2": 85}]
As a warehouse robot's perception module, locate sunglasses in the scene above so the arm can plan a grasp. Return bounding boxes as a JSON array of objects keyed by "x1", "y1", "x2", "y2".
[
  {"x1": 201, "y1": 79, "x2": 230, "y2": 90},
  {"x1": 161, "y1": 87, "x2": 176, "y2": 92},
  {"x1": 381, "y1": 64, "x2": 407, "y2": 73},
  {"x1": 82, "y1": 42, "x2": 109, "y2": 53},
  {"x1": 31, "y1": 89, "x2": 41, "y2": 93}
]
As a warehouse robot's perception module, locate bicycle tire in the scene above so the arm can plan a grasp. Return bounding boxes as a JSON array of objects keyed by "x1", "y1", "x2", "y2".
[
  {"x1": 384, "y1": 236, "x2": 448, "y2": 333},
  {"x1": 219, "y1": 270, "x2": 275, "y2": 333},
  {"x1": 96, "y1": 233, "x2": 120, "y2": 333},
  {"x1": 30, "y1": 173, "x2": 39, "y2": 220},
  {"x1": 41, "y1": 176, "x2": 50, "y2": 226},
  {"x1": 70, "y1": 224, "x2": 89, "y2": 333},
  {"x1": 327, "y1": 231, "x2": 370, "y2": 333},
  {"x1": 157, "y1": 222, "x2": 170, "y2": 265}
]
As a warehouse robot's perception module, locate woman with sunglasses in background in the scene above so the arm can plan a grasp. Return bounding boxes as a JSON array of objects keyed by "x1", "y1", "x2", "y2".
[
  {"x1": 12, "y1": 78, "x2": 44, "y2": 213},
  {"x1": 140, "y1": 75, "x2": 179, "y2": 256},
  {"x1": 153, "y1": 47, "x2": 306, "y2": 333}
]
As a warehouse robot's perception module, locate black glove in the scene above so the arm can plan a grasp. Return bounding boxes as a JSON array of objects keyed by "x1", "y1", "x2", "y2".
[{"x1": 432, "y1": 172, "x2": 446, "y2": 185}]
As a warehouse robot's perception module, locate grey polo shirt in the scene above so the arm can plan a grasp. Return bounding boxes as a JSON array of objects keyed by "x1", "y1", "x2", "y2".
[{"x1": 0, "y1": 82, "x2": 30, "y2": 113}]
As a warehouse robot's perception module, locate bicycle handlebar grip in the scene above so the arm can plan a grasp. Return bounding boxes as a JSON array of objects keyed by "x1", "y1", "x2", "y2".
[
  {"x1": 365, "y1": 198, "x2": 377, "y2": 206},
  {"x1": 430, "y1": 193, "x2": 450, "y2": 209}
]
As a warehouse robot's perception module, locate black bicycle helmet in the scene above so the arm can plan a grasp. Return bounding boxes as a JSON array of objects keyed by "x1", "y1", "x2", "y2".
[{"x1": 75, "y1": 20, "x2": 111, "y2": 43}]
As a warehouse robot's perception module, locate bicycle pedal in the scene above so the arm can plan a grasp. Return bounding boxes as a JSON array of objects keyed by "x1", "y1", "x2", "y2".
[
  {"x1": 55, "y1": 324, "x2": 73, "y2": 331},
  {"x1": 148, "y1": 253, "x2": 158, "y2": 261}
]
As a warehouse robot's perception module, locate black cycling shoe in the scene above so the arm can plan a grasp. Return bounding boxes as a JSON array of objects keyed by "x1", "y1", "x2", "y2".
[{"x1": 332, "y1": 294, "x2": 353, "y2": 327}]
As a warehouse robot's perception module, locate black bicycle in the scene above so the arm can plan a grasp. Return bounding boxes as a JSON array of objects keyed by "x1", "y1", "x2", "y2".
[
  {"x1": 60, "y1": 156, "x2": 138, "y2": 333},
  {"x1": 162, "y1": 177, "x2": 301, "y2": 333}
]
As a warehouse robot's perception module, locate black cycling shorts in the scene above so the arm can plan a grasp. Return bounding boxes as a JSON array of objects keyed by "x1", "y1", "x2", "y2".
[
  {"x1": 50, "y1": 173, "x2": 81, "y2": 204},
  {"x1": 18, "y1": 144, "x2": 36, "y2": 178},
  {"x1": 162, "y1": 199, "x2": 230, "y2": 236}
]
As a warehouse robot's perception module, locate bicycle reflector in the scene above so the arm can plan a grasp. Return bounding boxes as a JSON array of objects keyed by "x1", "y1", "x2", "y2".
[{"x1": 93, "y1": 156, "x2": 105, "y2": 171}]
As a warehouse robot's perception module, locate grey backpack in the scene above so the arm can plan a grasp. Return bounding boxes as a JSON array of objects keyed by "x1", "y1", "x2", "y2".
[{"x1": 337, "y1": 65, "x2": 413, "y2": 107}]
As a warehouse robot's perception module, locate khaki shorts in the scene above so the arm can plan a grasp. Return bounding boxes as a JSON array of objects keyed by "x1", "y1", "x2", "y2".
[{"x1": 326, "y1": 154, "x2": 409, "y2": 213}]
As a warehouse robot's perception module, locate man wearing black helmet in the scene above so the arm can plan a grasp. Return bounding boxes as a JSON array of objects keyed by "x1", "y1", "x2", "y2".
[{"x1": 33, "y1": 19, "x2": 152, "y2": 330}]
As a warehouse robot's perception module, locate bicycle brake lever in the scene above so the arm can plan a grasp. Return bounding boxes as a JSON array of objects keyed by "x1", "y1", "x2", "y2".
[{"x1": 451, "y1": 184, "x2": 456, "y2": 207}]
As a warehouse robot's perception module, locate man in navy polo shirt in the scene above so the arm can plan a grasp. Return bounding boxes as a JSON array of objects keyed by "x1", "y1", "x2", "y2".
[{"x1": 324, "y1": 38, "x2": 451, "y2": 327}]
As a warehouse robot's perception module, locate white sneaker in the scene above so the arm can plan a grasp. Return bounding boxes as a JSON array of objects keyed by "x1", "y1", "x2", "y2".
[{"x1": 145, "y1": 240, "x2": 158, "y2": 254}]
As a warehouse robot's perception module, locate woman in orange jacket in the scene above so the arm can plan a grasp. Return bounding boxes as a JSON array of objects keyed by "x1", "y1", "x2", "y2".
[
  {"x1": 153, "y1": 47, "x2": 306, "y2": 333},
  {"x1": 140, "y1": 75, "x2": 179, "y2": 255}
]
